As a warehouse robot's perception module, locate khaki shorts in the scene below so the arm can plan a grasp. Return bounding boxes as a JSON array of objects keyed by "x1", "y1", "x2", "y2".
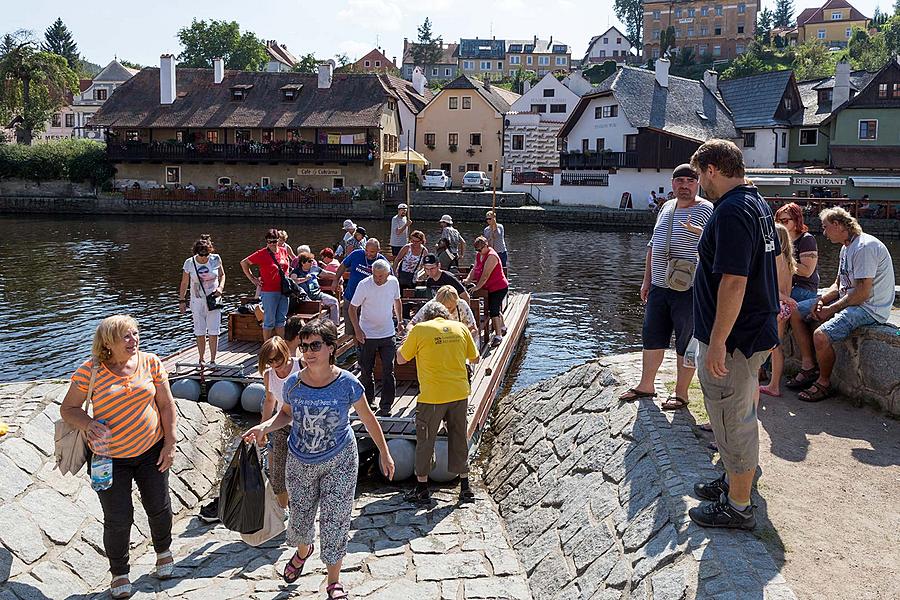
[
  {"x1": 414, "y1": 399, "x2": 469, "y2": 477},
  {"x1": 697, "y1": 343, "x2": 770, "y2": 475}
]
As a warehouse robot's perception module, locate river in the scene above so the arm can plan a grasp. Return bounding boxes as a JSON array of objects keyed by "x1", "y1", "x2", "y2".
[{"x1": 1, "y1": 214, "x2": 897, "y2": 388}]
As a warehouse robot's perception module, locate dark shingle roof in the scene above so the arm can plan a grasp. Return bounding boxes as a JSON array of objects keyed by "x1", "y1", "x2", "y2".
[
  {"x1": 440, "y1": 75, "x2": 520, "y2": 112},
  {"x1": 378, "y1": 74, "x2": 433, "y2": 113},
  {"x1": 402, "y1": 42, "x2": 459, "y2": 66},
  {"x1": 457, "y1": 39, "x2": 506, "y2": 59},
  {"x1": 719, "y1": 70, "x2": 794, "y2": 128},
  {"x1": 90, "y1": 68, "x2": 392, "y2": 129},
  {"x1": 794, "y1": 70, "x2": 877, "y2": 126},
  {"x1": 563, "y1": 66, "x2": 737, "y2": 140}
]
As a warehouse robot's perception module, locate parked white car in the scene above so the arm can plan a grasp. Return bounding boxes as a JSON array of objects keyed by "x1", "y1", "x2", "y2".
[
  {"x1": 462, "y1": 171, "x2": 490, "y2": 191},
  {"x1": 422, "y1": 169, "x2": 451, "y2": 190}
]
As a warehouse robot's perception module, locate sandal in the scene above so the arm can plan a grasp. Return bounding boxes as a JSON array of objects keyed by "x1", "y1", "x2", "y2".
[
  {"x1": 759, "y1": 385, "x2": 782, "y2": 398},
  {"x1": 326, "y1": 582, "x2": 349, "y2": 599},
  {"x1": 154, "y1": 550, "x2": 175, "y2": 579},
  {"x1": 110, "y1": 575, "x2": 132, "y2": 599},
  {"x1": 283, "y1": 544, "x2": 314, "y2": 584},
  {"x1": 785, "y1": 367, "x2": 819, "y2": 390},
  {"x1": 798, "y1": 382, "x2": 833, "y2": 403},
  {"x1": 618, "y1": 388, "x2": 657, "y2": 402},
  {"x1": 661, "y1": 396, "x2": 688, "y2": 410},
  {"x1": 490, "y1": 335, "x2": 502, "y2": 347}
]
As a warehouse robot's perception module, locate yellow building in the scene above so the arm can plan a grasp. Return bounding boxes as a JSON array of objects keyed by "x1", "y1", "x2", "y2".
[
  {"x1": 797, "y1": 0, "x2": 868, "y2": 48},
  {"x1": 416, "y1": 75, "x2": 520, "y2": 186}
]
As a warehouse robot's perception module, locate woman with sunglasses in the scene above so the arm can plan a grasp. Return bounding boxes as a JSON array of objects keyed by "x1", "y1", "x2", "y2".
[
  {"x1": 392, "y1": 229, "x2": 427, "y2": 290},
  {"x1": 243, "y1": 318, "x2": 394, "y2": 600},
  {"x1": 178, "y1": 234, "x2": 225, "y2": 365},
  {"x1": 464, "y1": 236, "x2": 509, "y2": 347},
  {"x1": 291, "y1": 251, "x2": 340, "y2": 324},
  {"x1": 483, "y1": 211, "x2": 508, "y2": 267},
  {"x1": 241, "y1": 228, "x2": 292, "y2": 340},
  {"x1": 774, "y1": 203, "x2": 820, "y2": 303}
]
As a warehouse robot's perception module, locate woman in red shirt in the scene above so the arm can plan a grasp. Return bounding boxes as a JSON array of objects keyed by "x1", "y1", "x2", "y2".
[
  {"x1": 464, "y1": 236, "x2": 509, "y2": 347},
  {"x1": 241, "y1": 228, "x2": 291, "y2": 339}
]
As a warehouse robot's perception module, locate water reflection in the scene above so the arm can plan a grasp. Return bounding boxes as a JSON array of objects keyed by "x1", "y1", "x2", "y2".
[{"x1": 0, "y1": 215, "x2": 896, "y2": 387}]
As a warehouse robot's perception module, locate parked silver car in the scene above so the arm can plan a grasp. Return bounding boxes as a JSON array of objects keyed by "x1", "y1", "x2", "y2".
[{"x1": 462, "y1": 171, "x2": 490, "y2": 191}]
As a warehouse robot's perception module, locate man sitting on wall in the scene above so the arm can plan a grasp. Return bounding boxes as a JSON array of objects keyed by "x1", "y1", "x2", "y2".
[{"x1": 787, "y1": 207, "x2": 895, "y2": 402}]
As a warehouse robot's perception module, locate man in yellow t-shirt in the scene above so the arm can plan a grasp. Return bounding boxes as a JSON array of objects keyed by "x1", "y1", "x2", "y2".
[{"x1": 398, "y1": 302, "x2": 479, "y2": 505}]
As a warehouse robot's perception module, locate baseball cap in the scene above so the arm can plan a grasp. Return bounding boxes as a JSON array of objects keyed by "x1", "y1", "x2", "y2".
[
  {"x1": 355, "y1": 226, "x2": 367, "y2": 237},
  {"x1": 398, "y1": 203, "x2": 408, "y2": 209},
  {"x1": 342, "y1": 219, "x2": 356, "y2": 230},
  {"x1": 423, "y1": 253, "x2": 439, "y2": 265},
  {"x1": 672, "y1": 164, "x2": 698, "y2": 180}
]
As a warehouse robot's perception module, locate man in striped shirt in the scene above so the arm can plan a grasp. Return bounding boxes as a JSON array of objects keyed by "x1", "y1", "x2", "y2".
[{"x1": 619, "y1": 164, "x2": 713, "y2": 410}]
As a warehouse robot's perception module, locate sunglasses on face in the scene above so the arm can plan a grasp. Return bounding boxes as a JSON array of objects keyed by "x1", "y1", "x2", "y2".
[
  {"x1": 266, "y1": 239, "x2": 278, "y2": 244},
  {"x1": 197, "y1": 251, "x2": 209, "y2": 256},
  {"x1": 300, "y1": 340, "x2": 325, "y2": 353},
  {"x1": 301, "y1": 258, "x2": 312, "y2": 263}
]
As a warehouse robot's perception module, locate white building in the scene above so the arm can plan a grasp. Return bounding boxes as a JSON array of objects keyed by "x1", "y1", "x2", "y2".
[
  {"x1": 583, "y1": 27, "x2": 634, "y2": 65},
  {"x1": 379, "y1": 68, "x2": 432, "y2": 151}
]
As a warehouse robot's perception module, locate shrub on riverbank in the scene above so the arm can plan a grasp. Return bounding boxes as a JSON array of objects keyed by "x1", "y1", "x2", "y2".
[{"x1": 0, "y1": 139, "x2": 116, "y2": 187}]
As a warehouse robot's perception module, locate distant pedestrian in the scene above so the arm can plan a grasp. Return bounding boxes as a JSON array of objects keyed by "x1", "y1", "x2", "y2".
[
  {"x1": 398, "y1": 302, "x2": 479, "y2": 505},
  {"x1": 464, "y1": 236, "x2": 509, "y2": 347},
  {"x1": 483, "y1": 210, "x2": 508, "y2": 266},
  {"x1": 619, "y1": 164, "x2": 712, "y2": 410},
  {"x1": 258, "y1": 336, "x2": 300, "y2": 509},
  {"x1": 243, "y1": 319, "x2": 394, "y2": 598},
  {"x1": 438, "y1": 214, "x2": 465, "y2": 269},
  {"x1": 241, "y1": 229, "x2": 291, "y2": 340},
  {"x1": 60, "y1": 316, "x2": 178, "y2": 599},
  {"x1": 349, "y1": 259, "x2": 403, "y2": 414},
  {"x1": 648, "y1": 190, "x2": 659, "y2": 212},
  {"x1": 688, "y1": 139, "x2": 780, "y2": 530},
  {"x1": 335, "y1": 220, "x2": 356, "y2": 258},
  {"x1": 178, "y1": 234, "x2": 225, "y2": 366},
  {"x1": 390, "y1": 203, "x2": 412, "y2": 256}
]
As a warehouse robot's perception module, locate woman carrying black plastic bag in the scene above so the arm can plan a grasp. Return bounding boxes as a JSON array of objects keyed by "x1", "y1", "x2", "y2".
[{"x1": 243, "y1": 318, "x2": 394, "y2": 600}]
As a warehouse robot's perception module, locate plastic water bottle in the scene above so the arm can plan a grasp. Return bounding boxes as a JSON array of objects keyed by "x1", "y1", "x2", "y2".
[
  {"x1": 90, "y1": 419, "x2": 113, "y2": 491},
  {"x1": 683, "y1": 337, "x2": 700, "y2": 369}
]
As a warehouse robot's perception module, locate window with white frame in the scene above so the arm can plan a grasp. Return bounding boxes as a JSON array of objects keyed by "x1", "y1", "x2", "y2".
[
  {"x1": 424, "y1": 133, "x2": 436, "y2": 146},
  {"x1": 510, "y1": 55, "x2": 521, "y2": 64},
  {"x1": 550, "y1": 104, "x2": 566, "y2": 113},
  {"x1": 94, "y1": 88, "x2": 108, "y2": 101},
  {"x1": 218, "y1": 177, "x2": 231, "y2": 186},
  {"x1": 165, "y1": 166, "x2": 181, "y2": 184},
  {"x1": 603, "y1": 105, "x2": 618, "y2": 118},
  {"x1": 448, "y1": 133, "x2": 459, "y2": 146},
  {"x1": 470, "y1": 133, "x2": 482, "y2": 146},
  {"x1": 260, "y1": 177, "x2": 270, "y2": 187},
  {"x1": 555, "y1": 56, "x2": 567, "y2": 66},
  {"x1": 653, "y1": 10, "x2": 660, "y2": 19},
  {"x1": 462, "y1": 96, "x2": 472, "y2": 109},
  {"x1": 526, "y1": 56, "x2": 533, "y2": 64},
  {"x1": 653, "y1": 29, "x2": 661, "y2": 40},
  {"x1": 463, "y1": 60, "x2": 474, "y2": 69},
  {"x1": 512, "y1": 134, "x2": 524, "y2": 150},
  {"x1": 480, "y1": 60, "x2": 492, "y2": 70},
  {"x1": 799, "y1": 129, "x2": 818, "y2": 145},
  {"x1": 406, "y1": 66, "x2": 413, "y2": 76},
  {"x1": 858, "y1": 120, "x2": 877, "y2": 140},
  {"x1": 846, "y1": 28, "x2": 852, "y2": 37},
  {"x1": 603, "y1": 37, "x2": 609, "y2": 44},
  {"x1": 432, "y1": 68, "x2": 438, "y2": 76},
  {"x1": 375, "y1": 60, "x2": 380, "y2": 67},
  {"x1": 539, "y1": 56, "x2": 550, "y2": 65},
  {"x1": 333, "y1": 177, "x2": 345, "y2": 189},
  {"x1": 743, "y1": 132, "x2": 756, "y2": 148},
  {"x1": 736, "y1": 44, "x2": 745, "y2": 54},
  {"x1": 713, "y1": 45, "x2": 722, "y2": 56},
  {"x1": 674, "y1": 7, "x2": 682, "y2": 17},
  {"x1": 701, "y1": 6, "x2": 709, "y2": 16},
  {"x1": 365, "y1": 60, "x2": 371, "y2": 67},
  {"x1": 599, "y1": 50, "x2": 607, "y2": 57},
  {"x1": 715, "y1": 5, "x2": 723, "y2": 15},
  {"x1": 286, "y1": 178, "x2": 295, "y2": 189},
  {"x1": 832, "y1": 11, "x2": 842, "y2": 19},
  {"x1": 688, "y1": 7, "x2": 696, "y2": 16},
  {"x1": 448, "y1": 96, "x2": 459, "y2": 109},
  {"x1": 818, "y1": 29, "x2": 826, "y2": 39},
  {"x1": 652, "y1": 47, "x2": 660, "y2": 59},
  {"x1": 738, "y1": 3, "x2": 745, "y2": 13},
  {"x1": 497, "y1": 61, "x2": 503, "y2": 70}
]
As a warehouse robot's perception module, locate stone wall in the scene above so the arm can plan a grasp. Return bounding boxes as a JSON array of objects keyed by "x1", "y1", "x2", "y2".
[
  {"x1": 0, "y1": 380, "x2": 227, "y2": 597},
  {"x1": 0, "y1": 179, "x2": 96, "y2": 198},
  {"x1": 482, "y1": 358, "x2": 796, "y2": 600},
  {"x1": 783, "y1": 311, "x2": 900, "y2": 415}
]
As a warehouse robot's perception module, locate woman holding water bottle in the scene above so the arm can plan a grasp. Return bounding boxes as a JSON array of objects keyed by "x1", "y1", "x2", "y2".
[{"x1": 61, "y1": 315, "x2": 178, "y2": 599}]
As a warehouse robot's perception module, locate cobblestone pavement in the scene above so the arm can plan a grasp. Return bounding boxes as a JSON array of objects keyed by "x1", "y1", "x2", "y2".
[
  {"x1": 0, "y1": 381, "x2": 532, "y2": 600},
  {"x1": 483, "y1": 354, "x2": 798, "y2": 600}
]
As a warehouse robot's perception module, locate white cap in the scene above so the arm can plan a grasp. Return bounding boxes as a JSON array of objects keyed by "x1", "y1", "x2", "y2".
[
  {"x1": 439, "y1": 214, "x2": 453, "y2": 225},
  {"x1": 343, "y1": 219, "x2": 356, "y2": 230},
  {"x1": 398, "y1": 203, "x2": 408, "y2": 209}
]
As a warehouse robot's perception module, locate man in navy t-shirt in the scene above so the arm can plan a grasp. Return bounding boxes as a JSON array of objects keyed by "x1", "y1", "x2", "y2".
[
  {"x1": 332, "y1": 238, "x2": 388, "y2": 342},
  {"x1": 688, "y1": 139, "x2": 779, "y2": 531}
]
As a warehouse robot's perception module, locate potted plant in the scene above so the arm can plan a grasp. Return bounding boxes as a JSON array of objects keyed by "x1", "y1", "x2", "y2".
[
  {"x1": 466, "y1": 148, "x2": 476, "y2": 156},
  {"x1": 449, "y1": 144, "x2": 458, "y2": 152}
]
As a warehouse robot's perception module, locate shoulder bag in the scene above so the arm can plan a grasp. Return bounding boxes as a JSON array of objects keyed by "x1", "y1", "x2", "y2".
[
  {"x1": 268, "y1": 248, "x2": 305, "y2": 298},
  {"x1": 398, "y1": 247, "x2": 425, "y2": 288},
  {"x1": 54, "y1": 365, "x2": 98, "y2": 475},
  {"x1": 663, "y1": 202, "x2": 697, "y2": 292},
  {"x1": 192, "y1": 257, "x2": 224, "y2": 311}
]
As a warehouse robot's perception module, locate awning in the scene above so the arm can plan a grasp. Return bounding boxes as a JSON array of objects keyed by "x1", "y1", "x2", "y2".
[
  {"x1": 748, "y1": 175, "x2": 791, "y2": 186},
  {"x1": 382, "y1": 149, "x2": 429, "y2": 166},
  {"x1": 849, "y1": 176, "x2": 900, "y2": 188}
]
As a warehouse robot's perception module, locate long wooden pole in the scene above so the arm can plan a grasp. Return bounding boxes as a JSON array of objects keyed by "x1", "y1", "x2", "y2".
[
  {"x1": 405, "y1": 131, "x2": 411, "y2": 221},
  {"x1": 491, "y1": 159, "x2": 498, "y2": 213}
]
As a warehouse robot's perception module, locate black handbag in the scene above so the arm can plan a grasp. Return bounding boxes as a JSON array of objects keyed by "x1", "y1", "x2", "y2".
[
  {"x1": 268, "y1": 249, "x2": 304, "y2": 297},
  {"x1": 192, "y1": 257, "x2": 224, "y2": 311}
]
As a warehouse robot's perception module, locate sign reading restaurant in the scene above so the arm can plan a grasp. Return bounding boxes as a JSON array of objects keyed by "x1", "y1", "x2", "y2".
[
  {"x1": 791, "y1": 176, "x2": 847, "y2": 186},
  {"x1": 298, "y1": 168, "x2": 342, "y2": 176}
]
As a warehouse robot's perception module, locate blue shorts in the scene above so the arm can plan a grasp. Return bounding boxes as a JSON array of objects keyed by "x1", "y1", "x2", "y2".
[
  {"x1": 642, "y1": 285, "x2": 694, "y2": 355},
  {"x1": 795, "y1": 298, "x2": 877, "y2": 342},
  {"x1": 260, "y1": 291, "x2": 289, "y2": 330},
  {"x1": 790, "y1": 286, "x2": 818, "y2": 302}
]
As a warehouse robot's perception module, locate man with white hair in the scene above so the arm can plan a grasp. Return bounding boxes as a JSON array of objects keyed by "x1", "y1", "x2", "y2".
[{"x1": 350, "y1": 259, "x2": 403, "y2": 414}]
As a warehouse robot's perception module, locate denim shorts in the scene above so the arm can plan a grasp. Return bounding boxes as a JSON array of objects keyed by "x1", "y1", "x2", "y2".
[
  {"x1": 642, "y1": 285, "x2": 694, "y2": 355},
  {"x1": 795, "y1": 298, "x2": 877, "y2": 342},
  {"x1": 790, "y1": 286, "x2": 819, "y2": 302},
  {"x1": 260, "y1": 291, "x2": 289, "y2": 329}
]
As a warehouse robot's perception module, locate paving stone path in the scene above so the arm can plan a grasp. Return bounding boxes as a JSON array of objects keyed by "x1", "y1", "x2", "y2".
[{"x1": 483, "y1": 353, "x2": 798, "y2": 600}]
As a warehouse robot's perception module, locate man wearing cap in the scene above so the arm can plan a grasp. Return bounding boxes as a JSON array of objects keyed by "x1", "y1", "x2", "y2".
[
  {"x1": 390, "y1": 204, "x2": 412, "y2": 256},
  {"x1": 336, "y1": 219, "x2": 356, "y2": 258},
  {"x1": 421, "y1": 254, "x2": 470, "y2": 301},
  {"x1": 332, "y1": 239, "x2": 388, "y2": 343},
  {"x1": 438, "y1": 215, "x2": 465, "y2": 270},
  {"x1": 619, "y1": 163, "x2": 713, "y2": 411}
]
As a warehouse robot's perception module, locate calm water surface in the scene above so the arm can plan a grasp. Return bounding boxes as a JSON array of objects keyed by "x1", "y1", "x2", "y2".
[{"x1": 1, "y1": 215, "x2": 897, "y2": 388}]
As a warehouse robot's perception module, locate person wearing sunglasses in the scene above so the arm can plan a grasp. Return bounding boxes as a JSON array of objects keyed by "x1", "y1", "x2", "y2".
[
  {"x1": 241, "y1": 228, "x2": 292, "y2": 340},
  {"x1": 178, "y1": 234, "x2": 225, "y2": 366},
  {"x1": 483, "y1": 210, "x2": 508, "y2": 267},
  {"x1": 243, "y1": 318, "x2": 394, "y2": 599},
  {"x1": 291, "y1": 251, "x2": 340, "y2": 325},
  {"x1": 463, "y1": 236, "x2": 509, "y2": 347}
]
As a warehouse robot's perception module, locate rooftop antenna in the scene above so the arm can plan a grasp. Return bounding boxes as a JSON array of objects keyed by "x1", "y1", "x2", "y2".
[{"x1": 376, "y1": 33, "x2": 380, "y2": 48}]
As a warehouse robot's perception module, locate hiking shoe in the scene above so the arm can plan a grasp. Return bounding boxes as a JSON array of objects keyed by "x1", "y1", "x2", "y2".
[
  {"x1": 199, "y1": 498, "x2": 220, "y2": 523},
  {"x1": 694, "y1": 473, "x2": 729, "y2": 501},
  {"x1": 404, "y1": 487, "x2": 432, "y2": 506},
  {"x1": 375, "y1": 406, "x2": 392, "y2": 417},
  {"x1": 689, "y1": 494, "x2": 756, "y2": 530},
  {"x1": 459, "y1": 488, "x2": 475, "y2": 504}
]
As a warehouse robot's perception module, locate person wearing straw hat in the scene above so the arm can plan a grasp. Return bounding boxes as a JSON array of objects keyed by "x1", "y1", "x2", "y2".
[{"x1": 390, "y1": 204, "x2": 412, "y2": 256}]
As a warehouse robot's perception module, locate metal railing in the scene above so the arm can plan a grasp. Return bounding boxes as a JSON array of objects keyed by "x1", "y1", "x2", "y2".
[
  {"x1": 559, "y1": 151, "x2": 637, "y2": 170},
  {"x1": 511, "y1": 172, "x2": 552, "y2": 185},
  {"x1": 123, "y1": 188, "x2": 352, "y2": 205},
  {"x1": 560, "y1": 172, "x2": 609, "y2": 186},
  {"x1": 764, "y1": 197, "x2": 900, "y2": 219},
  {"x1": 107, "y1": 141, "x2": 375, "y2": 163}
]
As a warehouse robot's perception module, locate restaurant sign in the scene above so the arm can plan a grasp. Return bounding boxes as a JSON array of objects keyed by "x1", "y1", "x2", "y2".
[
  {"x1": 298, "y1": 168, "x2": 341, "y2": 176},
  {"x1": 791, "y1": 176, "x2": 846, "y2": 186}
]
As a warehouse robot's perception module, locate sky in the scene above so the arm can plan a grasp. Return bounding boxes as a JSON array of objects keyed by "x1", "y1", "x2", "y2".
[{"x1": 5, "y1": 0, "x2": 890, "y2": 69}]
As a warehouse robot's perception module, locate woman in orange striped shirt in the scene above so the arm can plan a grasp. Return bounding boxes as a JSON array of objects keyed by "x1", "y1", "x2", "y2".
[{"x1": 61, "y1": 315, "x2": 178, "y2": 599}]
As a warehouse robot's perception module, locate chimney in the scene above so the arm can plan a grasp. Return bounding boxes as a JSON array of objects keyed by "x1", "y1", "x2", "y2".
[
  {"x1": 655, "y1": 57, "x2": 670, "y2": 88},
  {"x1": 393, "y1": 56, "x2": 397, "y2": 67},
  {"x1": 318, "y1": 60, "x2": 335, "y2": 89},
  {"x1": 549, "y1": 35, "x2": 553, "y2": 44},
  {"x1": 533, "y1": 35, "x2": 538, "y2": 46},
  {"x1": 412, "y1": 67, "x2": 427, "y2": 95},
  {"x1": 702, "y1": 69, "x2": 718, "y2": 95},
  {"x1": 160, "y1": 54, "x2": 176, "y2": 105},
  {"x1": 833, "y1": 59, "x2": 851, "y2": 109},
  {"x1": 523, "y1": 80, "x2": 532, "y2": 93},
  {"x1": 213, "y1": 57, "x2": 224, "y2": 84}
]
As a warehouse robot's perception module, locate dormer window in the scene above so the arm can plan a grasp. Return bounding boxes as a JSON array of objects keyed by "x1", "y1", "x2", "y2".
[
  {"x1": 230, "y1": 84, "x2": 253, "y2": 101},
  {"x1": 94, "y1": 88, "x2": 107, "y2": 101},
  {"x1": 818, "y1": 89, "x2": 833, "y2": 105},
  {"x1": 281, "y1": 83, "x2": 303, "y2": 101},
  {"x1": 784, "y1": 97, "x2": 792, "y2": 111}
]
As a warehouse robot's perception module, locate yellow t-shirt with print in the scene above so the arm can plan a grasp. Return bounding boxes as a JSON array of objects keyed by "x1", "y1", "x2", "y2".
[{"x1": 399, "y1": 318, "x2": 478, "y2": 404}]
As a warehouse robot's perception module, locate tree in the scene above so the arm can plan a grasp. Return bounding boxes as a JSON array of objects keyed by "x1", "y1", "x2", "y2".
[
  {"x1": 790, "y1": 41, "x2": 837, "y2": 80},
  {"x1": 773, "y1": 0, "x2": 794, "y2": 28},
  {"x1": 176, "y1": 19, "x2": 268, "y2": 70},
  {"x1": 41, "y1": 18, "x2": 79, "y2": 70},
  {"x1": 410, "y1": 18, "x2": 443, "y2": 67},
  {"x1": 895, "y1": 0, "x2": 900, "y2": 15},
  {"x1": 614, "y1": 0, "x2": 643, "y2": 49},
  {"x1": 510, "y1": 67, "x2": 538, "y2": 93},
  {"x1": 660, "y1": 25, "x2": 677, "y2": 58},
  {"x1": 757, "y1": 8, "x2": 774, "y2": 44},
  {"x1": 334, "y1": 53, "x2": 350, "y2": 68},
  {"x1": 0, "y1": 31, "x2": 79, "y2": 144},
  {"x1": 117, "y1": 59, "x2": 143, "y2": 69},
  {"x1": 291, "y1": 53, "x2": 319, "y2": 74},
  {"x1": 872, "y1": 6, "x2": 887, "y2": 27},
  {"x1": 722, "y1": 42, "x2": 775, "y2": 78},
  {"x1": 882, "y1": 15, "x2": 900, "y2": 53}
]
